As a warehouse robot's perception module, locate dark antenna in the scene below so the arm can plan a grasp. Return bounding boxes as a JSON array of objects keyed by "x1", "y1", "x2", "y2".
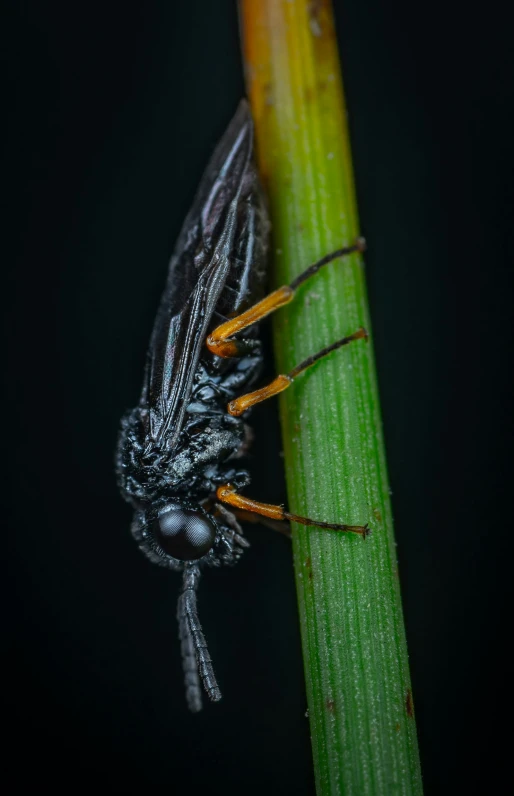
[
  {"x1": 178, "y1": 564, "x2": 221, "y2": 710},
  {"x1": 177, "y1": 584, "x2": 203, "y2": 713}
]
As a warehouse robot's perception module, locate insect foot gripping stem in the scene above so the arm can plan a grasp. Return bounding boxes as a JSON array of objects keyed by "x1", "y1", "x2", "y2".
[
  {"x1": 216, "y1": 485, "x2": 369, "y2": 537},
  {"x1": 178, "y1": 565, "x2": 221, "y2": 711},
  {"x1": 227, "y1": 327, "x2": 369, "y2": 417},
  {"x1": 206, "y1": 239, "x2": 365, "y2": 360}
]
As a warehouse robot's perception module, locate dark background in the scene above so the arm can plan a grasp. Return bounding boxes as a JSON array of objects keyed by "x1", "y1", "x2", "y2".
[{"x1": 3, "y1": 0, "x2": 513, "y2": 792}]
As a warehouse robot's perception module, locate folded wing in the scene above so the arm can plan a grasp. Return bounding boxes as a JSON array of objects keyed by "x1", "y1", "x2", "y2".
[{"x1": 140, "y1": 101, "x2": 257, "y2": 453}]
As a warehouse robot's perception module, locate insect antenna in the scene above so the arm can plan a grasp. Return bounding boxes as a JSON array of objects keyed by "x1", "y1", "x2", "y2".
[
  {"x1": 178, "y1": 564, "x2": 221, "y2": 710},
  {"x1": 177, "y1": 585, "x2": 203, "y2": 713}
]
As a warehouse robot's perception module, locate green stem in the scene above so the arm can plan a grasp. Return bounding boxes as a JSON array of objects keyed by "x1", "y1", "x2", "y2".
[{"x1": 240, "y1": 1, "x2": 422, "y2": 793}]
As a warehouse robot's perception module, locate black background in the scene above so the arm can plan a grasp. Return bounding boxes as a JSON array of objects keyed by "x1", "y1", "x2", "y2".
[{"x1": 4, "y1": 1, "x2": 513, "y2": 793}]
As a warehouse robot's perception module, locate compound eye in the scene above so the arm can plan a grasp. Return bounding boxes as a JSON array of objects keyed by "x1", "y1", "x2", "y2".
[{"x1": 152, "y1": 508, "x2": 216, "y2": 561}]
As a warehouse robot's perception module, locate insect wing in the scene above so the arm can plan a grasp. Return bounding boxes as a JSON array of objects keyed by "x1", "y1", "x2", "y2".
[{"x1": 141, "y1": 101, "x2": 254, "y2": 452}]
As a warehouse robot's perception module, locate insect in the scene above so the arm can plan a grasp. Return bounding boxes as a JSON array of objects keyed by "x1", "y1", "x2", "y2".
[{"x1": 116, "y1": 100, "x2": 368, "y2": 712}]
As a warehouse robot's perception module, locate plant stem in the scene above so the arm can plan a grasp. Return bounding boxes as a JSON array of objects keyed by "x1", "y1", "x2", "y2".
[{"x1": 239, "y1": 1, "x2": 422, "y2": 793}]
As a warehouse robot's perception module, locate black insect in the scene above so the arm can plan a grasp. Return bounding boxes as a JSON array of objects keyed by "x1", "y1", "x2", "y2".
[{"x1": 116, "y1": 100, "x2": 368, "y2": 712}]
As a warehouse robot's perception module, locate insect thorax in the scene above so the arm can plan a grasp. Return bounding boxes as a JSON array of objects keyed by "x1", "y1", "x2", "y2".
[{"x1": 116, "y1": 405, "x2": 249, "y2": 508}]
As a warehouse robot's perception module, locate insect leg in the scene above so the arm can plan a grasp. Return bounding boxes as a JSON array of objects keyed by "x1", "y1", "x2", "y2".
[
  {"x1": 216, "y1": 485, "x2": 369, "y2": 537},
  {"x1": 179, "y1": 564, "x2": 222, "y2": 706},
  {"x1": 227, "y1": 327, "x2": 368, "y2": 416},
  {"x1": 214, "y1": 502, "x2": 252, "y2": 547},
  {"x1": 206, "y1": 238, "x2": 366, "y2": 358},
  {"x1": 210, "y1": 500, "x2": 290, "y2": 537}
]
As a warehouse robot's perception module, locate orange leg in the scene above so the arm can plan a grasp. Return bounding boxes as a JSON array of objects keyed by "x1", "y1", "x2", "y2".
[
  {"x1": 216, "y1": 485, "x2": 369, "y2": 538},
  {"x1": 227, "y1": 327, "x2": 368, "y2": 416},
  {"x1": 206, "y1": 238, "x2": 365, "y2": 358}
]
